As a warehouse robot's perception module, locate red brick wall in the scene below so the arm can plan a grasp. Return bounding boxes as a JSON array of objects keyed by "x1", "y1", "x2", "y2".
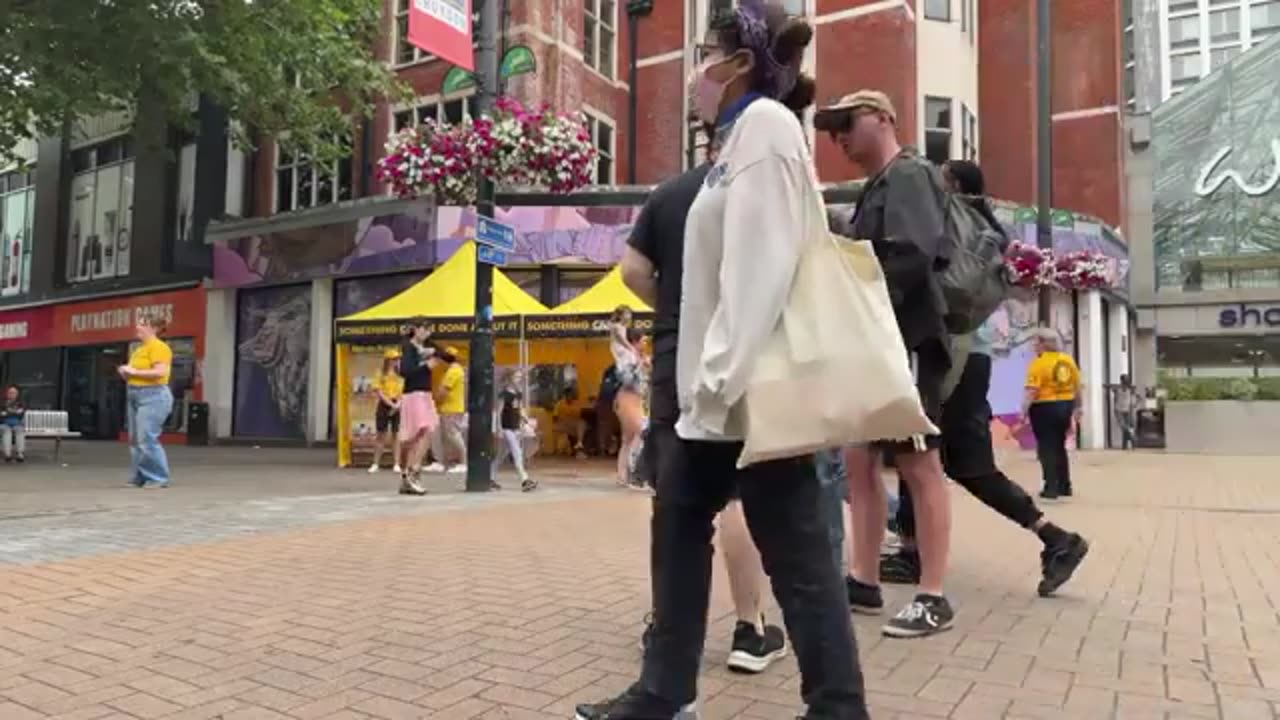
[
  {"x1": 813, "y1": 5, "x2": 917, "y2": 182},
  {"x1": 979, "y1": 0, "x2": 1125, "y2": 231}
]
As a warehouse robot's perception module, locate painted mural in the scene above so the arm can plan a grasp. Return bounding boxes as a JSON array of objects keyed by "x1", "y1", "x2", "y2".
[{"x1": 234, "y1": 284, "x2": 312, "y2": 439}]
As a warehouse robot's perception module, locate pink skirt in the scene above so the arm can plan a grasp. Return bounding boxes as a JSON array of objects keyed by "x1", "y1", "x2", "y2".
[{"x1": 398, "y1": 391, "x2": 439, "y2": 442}]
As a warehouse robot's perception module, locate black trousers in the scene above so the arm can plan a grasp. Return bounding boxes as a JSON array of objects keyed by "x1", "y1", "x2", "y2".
[
  {"x1": 1029, "y1": 400, "x2": 1075, "y2": 496},
  {"x1": 896, "y1": 353, "x2": 1044, "y2": 539},
  {"x1": 643, "y1": 423, "x2": 869, "y2": 719}
]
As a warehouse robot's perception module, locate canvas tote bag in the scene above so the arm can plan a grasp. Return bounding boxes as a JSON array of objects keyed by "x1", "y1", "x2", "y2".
[{"x1": 737, "y1": 184, "x2": 939, "y2": 468}]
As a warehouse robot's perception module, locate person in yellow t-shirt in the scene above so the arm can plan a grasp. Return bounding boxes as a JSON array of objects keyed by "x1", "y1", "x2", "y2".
[
  {"x1": 118, "y1": 314, "x2": 175, "y2": 488},
  {"x1": 427, "y1": 347, "x2": 470, "y2": 477},
  {"x1": 369, "y1": 349, "x2": 405, "y2": 475},
  {"x1": 1020, "y1": 328, "x2": 1082, "y2": 500}
]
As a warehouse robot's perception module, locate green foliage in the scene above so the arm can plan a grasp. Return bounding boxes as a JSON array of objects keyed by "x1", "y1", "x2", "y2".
[
  {"x1": 1159, "y1": 375, "x2": 1280, "y2": 401},
  {"x1": 0, "y1": 0, "x2": 411, "y2": 164}
]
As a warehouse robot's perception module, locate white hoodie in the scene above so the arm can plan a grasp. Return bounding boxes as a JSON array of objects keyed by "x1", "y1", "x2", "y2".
[{"x1": 675, "y1": 98, "x2": 813, "y2": 442}]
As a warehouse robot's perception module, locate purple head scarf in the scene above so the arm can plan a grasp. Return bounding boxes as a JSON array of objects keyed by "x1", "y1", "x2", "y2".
[{"x1": 734, "y1": 0, "x2": 801, "y2": 100}]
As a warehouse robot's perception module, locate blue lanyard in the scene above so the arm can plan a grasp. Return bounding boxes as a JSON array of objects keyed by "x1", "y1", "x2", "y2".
[{"x1": 716, "y1": 92, "x2": 764, "y2": 138}]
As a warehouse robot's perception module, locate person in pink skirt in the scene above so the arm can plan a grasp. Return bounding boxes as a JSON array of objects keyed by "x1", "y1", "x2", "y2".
[{"x1": 397, "y1": 318, "x2": 440, "y2": 495}]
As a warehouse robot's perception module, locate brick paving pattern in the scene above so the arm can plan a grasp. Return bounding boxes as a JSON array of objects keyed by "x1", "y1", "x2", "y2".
[{"x1": 1, "y1": 446, "x2": 1279, "y2": 719}]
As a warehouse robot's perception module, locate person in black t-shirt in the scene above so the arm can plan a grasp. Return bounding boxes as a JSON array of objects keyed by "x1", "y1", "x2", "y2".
[
  {"x1": 614, "y1": 127, "x2": 788, "y2": 677},
  {"x1": 493, "y1": 368, "x2": 534, "y2": 491},
  {"x1": 397, "y1": 318, "x2": 440, "y2": 495}
]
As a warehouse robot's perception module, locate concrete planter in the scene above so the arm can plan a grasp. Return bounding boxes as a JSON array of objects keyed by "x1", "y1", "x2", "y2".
[{"x1": 1164, "y1": 401, "x2": 1280, "y2": 455}]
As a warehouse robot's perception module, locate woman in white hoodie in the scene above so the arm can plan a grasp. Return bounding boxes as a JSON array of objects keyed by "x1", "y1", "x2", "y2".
[{"x1": 573, "y1": 3, "x2": 869, "y2": 719}]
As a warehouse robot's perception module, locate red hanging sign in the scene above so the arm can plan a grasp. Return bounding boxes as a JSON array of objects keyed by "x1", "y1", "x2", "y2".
[{"x1": 408, "y1": 0, "x2": 475, "y2": 72}]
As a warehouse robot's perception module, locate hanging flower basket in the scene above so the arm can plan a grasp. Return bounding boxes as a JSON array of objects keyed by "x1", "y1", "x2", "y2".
[
  {"x1": 377, "y1": 97, "x2": 598, "y2": 205},
  {"x1": 1002, "y1": 243, "x2": 1119, "y2": 292}
]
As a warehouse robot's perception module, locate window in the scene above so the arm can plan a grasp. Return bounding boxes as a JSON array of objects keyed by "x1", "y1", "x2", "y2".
[
  {"x1": 584, "y1": 0, "x2": 617, "y2": 79},
  {"x1": 1168, "y1": 0, "x2": 1198, "y2": 13},
  {"x1": 393, "y1": 95, "x2": 478, "y2": 131},
  {"x1": 1211, "y1": 45, "x2": 1241, "y2": 68},
  {"x1": 1169, "y1": 53, "x2": 1204, "y2": 87},
  {"x1": 274, "y1": 139, "x2": 354, "y2": 213},
  {"x1": 1252, "y1": 1, "x2": 1280, "y2": 38},
  {"x1": 66, "y1": 137, "x2": 134, "y2": 283},
  {"x1": 924, "y1": 0, "x2": 950, "y2": 21},
  {"x1": 0, "y1": 168, "x2": 35, "y2": 296},
  {"x1": 392, "y1": 0, "x2": 481, "y2": 66},
  {"x1": 924, "y1": 96, "x2": 952, "y2": 165},
  {"x1": 1167, "y1": 16, "x2": 1200, "y2": 50},
  {"x1": 961, "y1": 104, "x2": 977, "y2": 161},
  {"x1": 585, "y1": 113, "x2": 615, "y2": 184},
  {"x1": 1208, "y1": 8, "x2": 1241, "y2": 41}
]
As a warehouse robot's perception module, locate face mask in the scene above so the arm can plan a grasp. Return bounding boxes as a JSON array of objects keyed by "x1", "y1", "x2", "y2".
[{"x1": 689, "y1": 55, "x2": 744, "y2": 124}]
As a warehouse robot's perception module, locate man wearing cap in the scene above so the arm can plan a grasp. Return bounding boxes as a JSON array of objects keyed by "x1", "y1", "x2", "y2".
[
  {"x1": 428, "y1": 347, "x2": 471, "y2": 478},
  {"x1": 815, "y1": 89, "x2": 956, "y2": 639}
]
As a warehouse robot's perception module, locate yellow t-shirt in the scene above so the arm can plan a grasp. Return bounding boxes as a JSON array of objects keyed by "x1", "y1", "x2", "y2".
[
  {"x1": 128, "y1": 337, "x2": 173, "y2": 387},
  {"x1": 1025, "y1": 351, "x2": 1080, "y2": 403},
  {"x1": 437, "y1": 364, "x2": 465, "y2": 414},
  {"x1": 377, "y1": 372, "x2": 404, "y2": 403}
]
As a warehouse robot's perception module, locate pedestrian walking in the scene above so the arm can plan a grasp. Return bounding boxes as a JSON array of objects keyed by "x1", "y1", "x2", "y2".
[
  {"x1": 816, "y1": 89, "x2": 956, "y2": 638},
  {"x1": 878, "y1": 159, "x2": 1091, "y2": 598},
  {"x1": 575, "y1": 4, "x2": 870, "y2": 718},
  {"x1": 1, "y1": 386, "x2": 27, "y2": 463},
  {"x1": 494, "y1": 368, "x2": 535, "y2": 491},
  {"x1": 1021, "y1": 328, "x2": 1082, "y2": 499},
  {"x1": 120, "y1": 314, "x2": 175, "y2": 488},
  {"x1": 426, "y1": 347, "x2": 468, "y2": 476},
  {"x1": 621, "y1": 123, "x2": 793, "y2": 679},
  {"x1": 397, "y1": 319, "x2": 439, "y2": 495},
  {"x1": 369, "y1": 349, "x2": 404, "y2": 474}
]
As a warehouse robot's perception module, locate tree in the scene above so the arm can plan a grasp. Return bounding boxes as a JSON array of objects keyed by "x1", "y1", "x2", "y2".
[{"x1": 0, "y1": 0, "x2": 410, "y2": 165}]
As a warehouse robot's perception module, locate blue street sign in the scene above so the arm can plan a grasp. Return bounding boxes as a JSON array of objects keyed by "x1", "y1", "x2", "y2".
[
  {"x1": 475, "y1": 216, "x2": 516, "y2": 252},
  {"x1": 477, "y1": 244, "x2": 507, "y2": 266}
]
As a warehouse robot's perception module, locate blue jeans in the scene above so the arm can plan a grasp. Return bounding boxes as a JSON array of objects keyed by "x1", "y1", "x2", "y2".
[
  {"x1": 128, "y1": 385, "x2": 173, "y2": 487},
  {"x1": 813, "y1": 448, "x2": 848, "y2": 574}
]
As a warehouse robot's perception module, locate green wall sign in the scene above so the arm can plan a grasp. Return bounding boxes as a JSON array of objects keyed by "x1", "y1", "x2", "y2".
[
  {"x1": 442, "y1": 66, "x2": 477, "y2": 94},
  {"x1": 500, "y1": 45, "x2": 537, "y2": 79}
]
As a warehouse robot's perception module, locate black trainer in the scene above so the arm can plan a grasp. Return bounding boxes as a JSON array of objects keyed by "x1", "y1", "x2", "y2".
[
  {"x1": 574, "y1": 685, "x2": 691, "y2": 720},
  {"x1": 1038, "y1": 533, "x2": 1089, "y2": 597},
  {"x1": 882, "y1": 594, "x2": 955, "y2": 638},
  {"x1": 879, "y1": 549, "x2": 921, "y2": 585},
  {"x1": 726, "y1": 619, "x2": 786, "y2": 674},
  {"x1": 846, "y1": 576, "x2": 884, "y2": 615}
]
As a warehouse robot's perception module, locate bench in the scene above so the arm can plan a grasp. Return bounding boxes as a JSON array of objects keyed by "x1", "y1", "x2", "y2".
[{"x1": 23, "y1": 411, "x2": 81, "y2": 463}]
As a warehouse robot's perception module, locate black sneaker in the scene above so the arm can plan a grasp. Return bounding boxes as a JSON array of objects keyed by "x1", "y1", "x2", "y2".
[
  {"x1": 573, "y1": 685, "x2": 691, "y2": 720},
  {"x1": 882, "y1": 594, "x2": 955, "y2": 638},
  {"x1": 879, "y1": 549, "x2": 921, "y2": 585},
  {"x1": 1038, "y1": 533, "x2": 1089, "y2": 597},
  {"x1": 521, "y1": 478, "x2": 539, "y2": 492},
  {"x1": 726, "y1": 620, "x2": 786, "y2": 674},
  {"x1": 1039, "y1": 489, "x2": 1059, "y2": 500},
  {"x1": 846, "y1": 576, "x2": 884, "y2": 615}
]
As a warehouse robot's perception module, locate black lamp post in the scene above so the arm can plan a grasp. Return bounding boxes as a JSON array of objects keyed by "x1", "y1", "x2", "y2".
[
  {"x1": 626, "y1": 0, "x2": 655, "y2": 185},
  {"x1": 1035, "y1": 0, "x2": 1053, "y2": 325}
]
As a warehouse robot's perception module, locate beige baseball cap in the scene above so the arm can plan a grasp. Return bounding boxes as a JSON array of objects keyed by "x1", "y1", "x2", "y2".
[{"x1": 815, "y1": 89, "x2": 898, "y2": 126}]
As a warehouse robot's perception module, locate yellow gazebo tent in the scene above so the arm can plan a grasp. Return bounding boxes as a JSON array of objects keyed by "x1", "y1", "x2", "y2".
[
  {"x1": 549, "y1": 266, "x2": 652, "y2": 315},
  {"x1": 334, "y1": 241, "x2": 549, "y2": 467}
]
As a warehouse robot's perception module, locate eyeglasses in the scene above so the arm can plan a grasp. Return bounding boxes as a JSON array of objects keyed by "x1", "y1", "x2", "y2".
[{"x1": 694, "y1": 43, "x2": 726, "y2": 64}]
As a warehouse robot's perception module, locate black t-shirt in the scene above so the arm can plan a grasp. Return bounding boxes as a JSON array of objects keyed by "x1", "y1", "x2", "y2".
[
  {"x1": 399, "y1": 340, "x2": 434, "y2": 393},
  {"x1": 626, "y1": 164, "x2": 711, "y2": 425},
  {"x1": 498, "y1": 389, "x2": 522, "y2": 430}
]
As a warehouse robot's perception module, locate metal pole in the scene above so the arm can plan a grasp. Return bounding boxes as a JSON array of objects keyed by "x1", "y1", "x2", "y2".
[
  {"x1": 465, "y1": 0, "x2": 501, "y2": 492},
  {"x1": 626, "y1": 1, "x2": 654, "y2": 184},
  {"x1": 627, "y1": 13, "x2": 639, "y2": 184},
  {"x1": 1035, "y1": 0, "x2": 1053, "y2": 326}
]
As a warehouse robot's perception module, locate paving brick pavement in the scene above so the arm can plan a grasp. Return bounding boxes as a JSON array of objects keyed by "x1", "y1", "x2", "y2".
[{"x1": 1, "y1": 448, "x2": 1280, "y2": 719}]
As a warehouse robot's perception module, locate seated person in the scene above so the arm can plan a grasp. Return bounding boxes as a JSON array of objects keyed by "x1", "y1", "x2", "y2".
[{"x1": 553, "y1": 392, "x2": 589, "y2": 457}]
